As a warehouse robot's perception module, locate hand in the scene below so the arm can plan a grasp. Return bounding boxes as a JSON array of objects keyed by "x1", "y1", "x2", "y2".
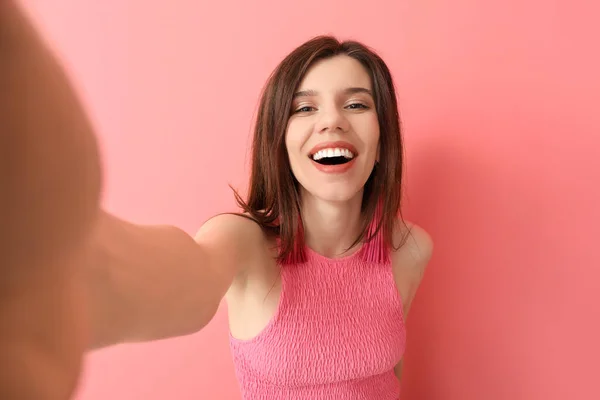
[{"x1": 1, "y1": 1, "x2": 103, "y2": 398}]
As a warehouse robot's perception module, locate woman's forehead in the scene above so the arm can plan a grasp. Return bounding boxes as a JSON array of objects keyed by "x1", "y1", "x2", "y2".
[{"x1": 297, "y1": 55, "x2": 372, "y2": 93}]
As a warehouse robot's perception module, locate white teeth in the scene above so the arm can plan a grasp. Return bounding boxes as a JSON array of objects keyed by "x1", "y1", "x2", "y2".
[{"x1": 312, "y1": 148, "x2": 355, "y2": 161}]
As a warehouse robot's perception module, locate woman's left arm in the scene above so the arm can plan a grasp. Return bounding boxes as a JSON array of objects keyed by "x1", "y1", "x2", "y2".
[{"x1": 391, "y1": 222, "x2": 434, "y2": 383}]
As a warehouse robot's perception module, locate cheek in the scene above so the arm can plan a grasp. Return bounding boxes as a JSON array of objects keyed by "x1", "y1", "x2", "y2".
[
  {"x1": 284, "y1": 133, "x2": 303, "y2": 181},
  {"x1": 352, "y1": 113, "x2": 380, "y2": 148},
  {"x1": 368, "y1": 121, "x2": 381, "y2": 158},
  {"x1": 374, "y1": 135, "x2": 381, "y2": 160},
  {"x1": 285, "y1": 125, "x2": 309, "y2": 163},
  {"x1": 361, "y1": 128, "x2": 381, "y2": 161}
]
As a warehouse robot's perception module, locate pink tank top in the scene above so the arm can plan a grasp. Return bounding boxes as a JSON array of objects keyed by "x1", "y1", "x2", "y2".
[{"x1": 229, "y1": 242, "x2": 406, "y2": 399}]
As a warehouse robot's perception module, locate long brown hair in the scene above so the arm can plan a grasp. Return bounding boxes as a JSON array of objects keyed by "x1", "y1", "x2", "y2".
[{"x1": 233, "y1": 35, "x2": 405, "y2": 264}]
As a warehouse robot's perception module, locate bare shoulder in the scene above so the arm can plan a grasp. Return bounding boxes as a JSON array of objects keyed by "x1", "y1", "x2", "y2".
[
  {"x1": 195, "y1": 213, "x2": 267, "y2": 243},
  {"x1": 391, "y1": 219, "x2": 434, "y2": 287},
  {"x1": 194, "y1": 213, "x2": 271, "y2": 279},
  {"x1": 393, "y1": 220, "x2": 434, "y2": 265}
]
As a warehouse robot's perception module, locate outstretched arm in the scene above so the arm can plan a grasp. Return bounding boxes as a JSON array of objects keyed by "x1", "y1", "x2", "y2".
[
  {"x1": 1, "y1": 2, "x2": 252, "y2": 399},
  {"x1": 88, "y1": 212, "x2": 259, "y2": 349},
  {"x1": 1, "y1": 2, "x2": 104, "y2": 399}
]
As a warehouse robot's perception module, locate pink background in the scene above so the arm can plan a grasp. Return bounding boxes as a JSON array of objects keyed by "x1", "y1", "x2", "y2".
[{"x1": 21, "y1": 0, "x2": 599, "y2": 399}]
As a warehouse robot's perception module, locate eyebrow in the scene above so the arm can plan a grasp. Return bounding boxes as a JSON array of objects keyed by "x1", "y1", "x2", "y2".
[{"x1": 293, "y1": 87, "x2": 373, "y2": 98}]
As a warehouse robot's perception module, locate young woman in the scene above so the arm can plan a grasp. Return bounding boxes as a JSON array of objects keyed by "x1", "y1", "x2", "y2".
[{"x1": 2, "y1": 2, "x2": 432, "y2": 399}]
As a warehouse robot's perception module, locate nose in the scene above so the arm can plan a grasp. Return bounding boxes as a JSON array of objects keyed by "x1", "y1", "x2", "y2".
[{"x1": 315, "y1": 106, "x2": 350, "y2": 134}]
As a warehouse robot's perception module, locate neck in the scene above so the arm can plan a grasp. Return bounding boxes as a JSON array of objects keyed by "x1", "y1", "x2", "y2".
[{"x1": 299, "y1": 190, "x2": 364, "y2": 258}]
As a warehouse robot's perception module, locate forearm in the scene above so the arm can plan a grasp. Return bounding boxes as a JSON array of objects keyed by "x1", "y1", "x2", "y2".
[
  {"x1": 0, "y1": 258, "x2": 86, "y2": 400},
  {"x1": 88, "y1": 212, "x2": 225, "y2": 349}
]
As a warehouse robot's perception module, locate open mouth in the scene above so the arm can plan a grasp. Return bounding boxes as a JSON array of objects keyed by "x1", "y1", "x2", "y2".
[{"x1": 310, "y1": 148, "x2": 355, "y2": 166}]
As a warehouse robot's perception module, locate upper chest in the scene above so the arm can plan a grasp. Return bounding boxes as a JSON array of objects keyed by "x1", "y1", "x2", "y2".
[{"x1": 227, "y1": 256, "x2": 407, "y2": 385}]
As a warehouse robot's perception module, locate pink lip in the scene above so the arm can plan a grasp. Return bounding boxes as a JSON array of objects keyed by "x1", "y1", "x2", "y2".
[
  {"x1": 309, "y1": 140, "x2": 358, "y2": 174},
  {"x1": 309, "y1": 141, "x2": 358, "y2": 156}
]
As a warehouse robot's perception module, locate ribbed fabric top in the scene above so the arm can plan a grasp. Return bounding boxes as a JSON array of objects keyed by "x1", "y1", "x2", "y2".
[{"x1": 229, "y1": 244, "x2": 406, "y2": 400}]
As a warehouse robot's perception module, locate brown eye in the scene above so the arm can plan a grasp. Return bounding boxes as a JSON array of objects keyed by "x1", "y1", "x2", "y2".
[
  {"x1": 295, "y1": 106, "x2": 316, "y2": 113},
  {"x1": 346, "y1": 103, "x2": 368, "y2": 110}
]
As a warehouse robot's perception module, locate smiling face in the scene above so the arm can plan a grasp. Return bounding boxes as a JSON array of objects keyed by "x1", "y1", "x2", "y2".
[{"x1": 285, "y1": 55, "x2": 380, "y2": 204}]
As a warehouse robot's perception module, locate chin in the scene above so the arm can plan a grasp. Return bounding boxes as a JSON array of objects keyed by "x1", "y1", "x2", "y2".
[{"x1": 300, "y1": 181, "x2": 365, "y2": 204}]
